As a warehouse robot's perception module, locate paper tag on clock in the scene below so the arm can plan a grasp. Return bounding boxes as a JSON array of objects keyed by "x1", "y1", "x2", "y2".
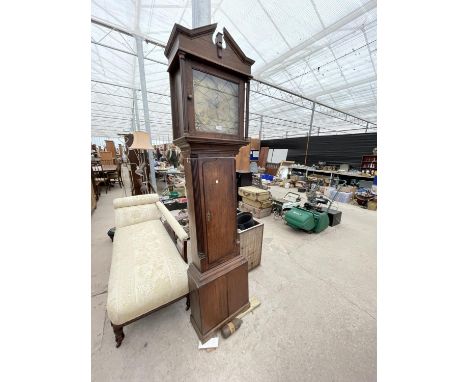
[{"x1": 215, "y1": 125, "x2": 224, "y2": 131}]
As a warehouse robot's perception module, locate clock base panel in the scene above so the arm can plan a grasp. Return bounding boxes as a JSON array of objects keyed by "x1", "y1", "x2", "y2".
[{"x1": 188, "y1": 256, "x2": 250, "y2": 343}]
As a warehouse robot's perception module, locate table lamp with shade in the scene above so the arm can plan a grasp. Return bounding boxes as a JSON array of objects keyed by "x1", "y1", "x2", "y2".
[{"x1": 129, "y1": 131, "x2": 154, "y2": 194}]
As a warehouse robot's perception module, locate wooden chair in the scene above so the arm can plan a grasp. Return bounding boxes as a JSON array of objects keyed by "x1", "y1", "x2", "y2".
[
  {"x1": 100, "y1": 151, "x2": 115, "y2": 166},
  {"x1": 92, "y1": 164, "x2": 108, "y2": 194},
  {"x1": 106, "y1": 161, "x2": 123, "y2": 189}
]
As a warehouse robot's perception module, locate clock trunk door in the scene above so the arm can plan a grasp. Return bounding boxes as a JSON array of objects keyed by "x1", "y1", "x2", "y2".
[{"x1": 201, "y1": 158, "x2": 237, "y2": 267}]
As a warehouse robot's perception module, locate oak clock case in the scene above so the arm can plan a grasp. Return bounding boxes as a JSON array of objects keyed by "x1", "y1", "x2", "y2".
[{"x1": 165, "y1": 23, "x2": 255, "y2": 342}]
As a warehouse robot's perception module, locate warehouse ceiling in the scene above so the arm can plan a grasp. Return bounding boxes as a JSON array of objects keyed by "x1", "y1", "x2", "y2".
[{"x1": 91, "y1": 0, "x2": 377, "y2": 143}]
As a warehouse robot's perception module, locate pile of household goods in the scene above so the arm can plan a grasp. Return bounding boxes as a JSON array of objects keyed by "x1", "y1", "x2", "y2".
[
  {"x1": 238, "y1": 186, "x2": 272, "y2": 218},
  {"x1": 287, "y1": 175, "x2": 308, "y2": 191},
  {"x1": 320, "y1": 185, "x2": 357, "y2": 204},
  {"x1": 354, "y1": 188, "x2": 377, "y2": 210}
]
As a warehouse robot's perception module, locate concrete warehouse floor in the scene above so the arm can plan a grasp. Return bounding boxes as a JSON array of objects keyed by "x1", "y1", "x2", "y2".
[{"x1": 92, "y1": 169, "x2": 376, "y2": 382}]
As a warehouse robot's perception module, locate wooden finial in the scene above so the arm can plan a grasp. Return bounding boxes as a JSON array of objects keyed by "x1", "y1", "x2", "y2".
[{"x1": 215, "y1": 32, "x2": 223, "y2": 58}]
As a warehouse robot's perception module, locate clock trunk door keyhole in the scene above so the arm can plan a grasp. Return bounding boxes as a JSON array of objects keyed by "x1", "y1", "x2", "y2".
[{"x1": 215, "y1": 179, "x2": 219, "y2": 184}]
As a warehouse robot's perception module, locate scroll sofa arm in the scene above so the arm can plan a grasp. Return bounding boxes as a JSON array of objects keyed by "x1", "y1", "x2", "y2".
[
  {"x1": 156, "y1": 201, "x2": 189, "y2": 242},
  {"x1": 113, "y1": 194, "x2": 160, "y2": 208},
  {"x1": 113, "y1": 194, "x2": 161, "y2": 229}
]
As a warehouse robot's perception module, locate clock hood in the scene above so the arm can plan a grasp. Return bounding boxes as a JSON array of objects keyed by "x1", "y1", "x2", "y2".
[{"x1": 165, "y1": 23, "x2": 255, "y2": 78}]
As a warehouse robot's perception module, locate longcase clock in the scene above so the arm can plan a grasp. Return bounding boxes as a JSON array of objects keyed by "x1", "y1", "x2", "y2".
[{"x1": 165, "y1": 23, "x2": 255, "y2": 342}]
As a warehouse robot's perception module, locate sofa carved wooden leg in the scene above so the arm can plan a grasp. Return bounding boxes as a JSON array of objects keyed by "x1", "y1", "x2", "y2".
[
  {"x1": 111, "y1": 323, "x2": 125, "y2": 348},
  {"x1": 185, "y1": 295, "x2": 190, "y2": 311}
]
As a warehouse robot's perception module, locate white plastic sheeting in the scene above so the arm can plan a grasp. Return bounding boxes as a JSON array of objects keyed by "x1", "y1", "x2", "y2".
[{"x1": 91, "y1": 0, "x2": 377, "y2": 142}]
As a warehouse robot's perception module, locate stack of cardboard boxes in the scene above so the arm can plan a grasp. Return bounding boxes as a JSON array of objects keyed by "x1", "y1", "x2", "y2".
[{"x1": 238, "y1": 186, "x2": 272, "y2": 218}]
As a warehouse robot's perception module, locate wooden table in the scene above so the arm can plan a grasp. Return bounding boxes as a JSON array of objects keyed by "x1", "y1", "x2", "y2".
[
  {"x1": 155, "y1": 168, "x2": 182, "y2": 191},
  {"x1": 102, "y1": 164, "x2": 117, "y2": 172}
]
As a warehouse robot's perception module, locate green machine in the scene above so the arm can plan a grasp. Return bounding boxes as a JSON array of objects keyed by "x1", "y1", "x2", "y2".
[{"x1": 284, "y1": 207, "x2": 329, "y2": 234}]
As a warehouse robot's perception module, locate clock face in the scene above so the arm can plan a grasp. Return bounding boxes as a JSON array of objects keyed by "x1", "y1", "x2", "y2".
[{"x1": 192, "y1": 69, "x2": 239, "y2": 135}]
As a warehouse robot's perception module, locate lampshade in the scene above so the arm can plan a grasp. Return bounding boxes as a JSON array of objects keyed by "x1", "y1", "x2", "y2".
[{"x1": 129, "y1": 131, "x2": 154, "y2": 150}]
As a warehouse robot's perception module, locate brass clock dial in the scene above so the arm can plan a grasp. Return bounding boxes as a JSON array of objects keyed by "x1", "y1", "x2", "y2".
[{"x1": 192, "y1": 69, "x2": 239, "y2": 135}]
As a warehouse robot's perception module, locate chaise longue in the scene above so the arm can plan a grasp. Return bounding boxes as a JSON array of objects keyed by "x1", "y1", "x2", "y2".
[{"x1": 106, "y1": 193, "x2": 189, "y2": 347}]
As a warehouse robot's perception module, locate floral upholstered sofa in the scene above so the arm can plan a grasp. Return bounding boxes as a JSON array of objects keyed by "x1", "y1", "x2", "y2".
[{"x1": 106, "y1": 193, "x2": 189, "y2": 347}]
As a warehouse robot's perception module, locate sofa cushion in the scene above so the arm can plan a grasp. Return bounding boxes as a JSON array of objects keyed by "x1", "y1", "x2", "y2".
[
  {"x1": 107, "y1": 219, "x2": 189, "y2": 325},
  {"x1": 113, "y1": 194, "x2": 160, "y2": 209},
  {"x1": 114, "y1": 203, "x2": 161, "y2": 228}
]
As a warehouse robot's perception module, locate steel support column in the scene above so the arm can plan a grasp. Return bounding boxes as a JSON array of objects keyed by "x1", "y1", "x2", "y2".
[
  {"x1": 304, "y1": 102, "x2": 316, "y2": 164},
  {"x1": 259, "y1": 115, "x2": 263, "y2": 140},
  {"x1": 309, "y1": 102, "x2": 316, "y2": 136},
  {"x1": 131, "y1": 89, "x2": 137, "y2": 132},
  {"x1": 133, "y1": 89, "x2": 141, "y2": 131},
  {"x1": 135, "y1": 36, "x2": 157, "y2": 192},
  {"x1": 365, "y1": 121, "x2": 369, "y2": 133},
  {"x1": 192, "y1": 0, "x2": 211, "y2": 27}
]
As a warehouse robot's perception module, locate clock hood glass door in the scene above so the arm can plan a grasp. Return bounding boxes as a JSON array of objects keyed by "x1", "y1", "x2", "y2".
[{"x1": 192, "y1": 69, "x2": 240, "y2": 136}]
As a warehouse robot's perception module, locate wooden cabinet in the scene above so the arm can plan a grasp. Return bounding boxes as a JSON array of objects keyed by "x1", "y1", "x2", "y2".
[
  {"x1": 258, "y1": 146, "x2": 269, "y2": 168},
  {"x1": 250, "y1": 138, "x2": 260, "y2": 150},
  {"x1": 235, "y1": 144, "x2": 251, "y2": 172},
  {"x1": 105, "y1": 140, "x2": 116, "y2": 158},
  {"x1": 361, "y1": 155, "x2": 377, "y2": 174},
  {"x1": 100, "y1": 151, "x2": 114, "y2": 165}
]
